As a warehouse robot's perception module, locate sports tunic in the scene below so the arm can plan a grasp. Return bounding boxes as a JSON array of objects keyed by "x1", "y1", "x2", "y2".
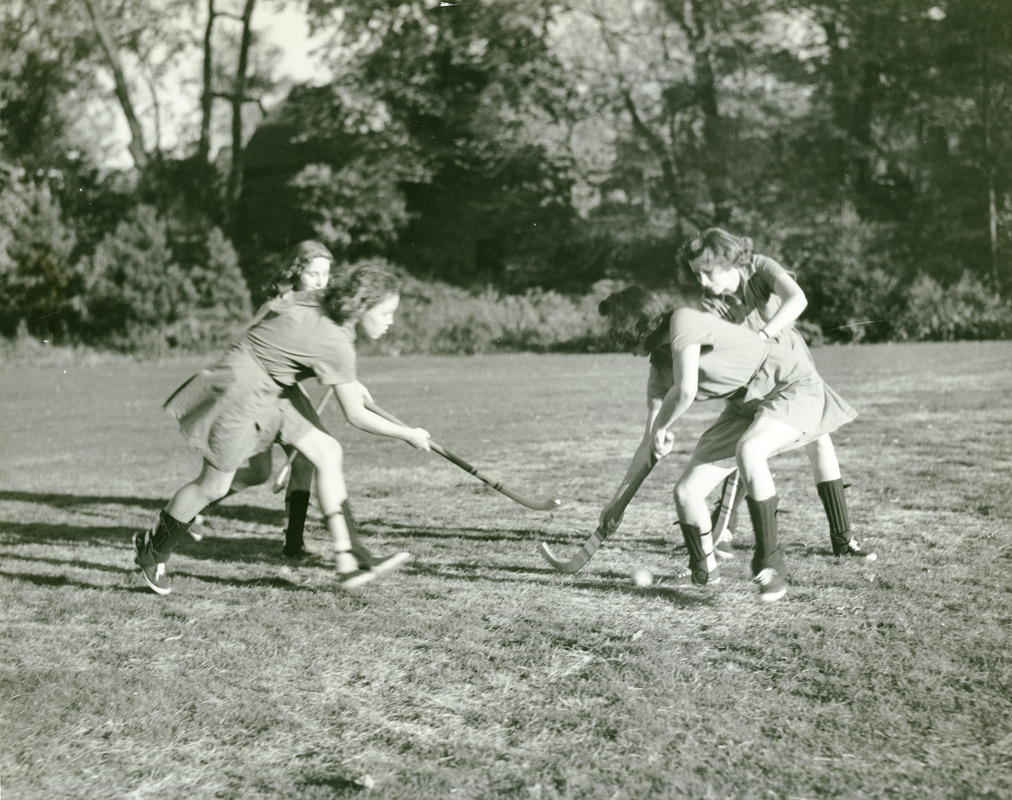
[
  {"x1": 700, "y1": 253, "x2": 816, "y2": 367},
  {"x1": 164, "y1": 296, "x2": 357, "y2": 471},
  {"x1": 648, "y1": 308, "x2": 856, "y2": 465}
]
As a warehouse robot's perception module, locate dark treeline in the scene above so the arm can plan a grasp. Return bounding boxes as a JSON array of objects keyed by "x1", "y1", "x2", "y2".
[{"x1": 1, "y1": 0, "x2": 1010, "y2": 353}]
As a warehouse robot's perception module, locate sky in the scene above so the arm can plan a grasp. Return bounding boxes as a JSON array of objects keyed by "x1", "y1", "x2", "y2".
[{"x1": 91, "y1": 5, "x2": 329, "y2": 168}]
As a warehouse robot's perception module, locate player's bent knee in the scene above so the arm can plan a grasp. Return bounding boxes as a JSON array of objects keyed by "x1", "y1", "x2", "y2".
[
  {"x1": 672, "y1": 480, "x2": 700, "y2": 511},
  {"x1": 735, "y1": 438, "x2": 772, "y2": 473},
  {"x1": 313, "y1": 438, "x2": 344, "y2": 474}
]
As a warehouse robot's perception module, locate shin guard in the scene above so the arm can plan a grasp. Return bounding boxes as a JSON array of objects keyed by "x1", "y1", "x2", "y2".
[
  {"x1": 150, "y1": 510, "x2": 193, "y2": 562},
  {"x1": 817, "y1": 479, "x2": 851, "y2": 554},
  {"x1": 678, "y1": 523, "x2": 717, "y2": 584},
  {"x1": 745, "y1": 495, "x2": 786, "y2": 577}
]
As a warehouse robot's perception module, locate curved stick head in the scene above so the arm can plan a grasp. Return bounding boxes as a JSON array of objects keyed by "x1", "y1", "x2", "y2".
[{"x1": 512, "y1": 493, "x2": 562, "y2": 511}]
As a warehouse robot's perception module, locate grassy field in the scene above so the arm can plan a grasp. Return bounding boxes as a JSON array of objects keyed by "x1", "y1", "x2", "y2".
[{"x1": 2, "y1": 342, "x2": 1012, "y2": 799}]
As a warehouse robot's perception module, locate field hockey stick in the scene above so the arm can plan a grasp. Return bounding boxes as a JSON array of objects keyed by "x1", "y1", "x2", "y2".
[
  {"x1": 363, "y1": 399, "x2": 562, "y2": 512},
  {"x1": 272, "y1": 387, "x2": 334, "y2": 493},
  {"x1": 537, "y1": 453, "x2": 657, "y2": 574},
  {"x1": 711, "y1": 471, "x2": 739, "y2": 542}
]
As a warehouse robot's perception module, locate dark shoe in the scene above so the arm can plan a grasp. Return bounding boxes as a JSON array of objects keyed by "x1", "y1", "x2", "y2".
[
  {"x1": 834, "y1": 538, "x2": 877, "y2": 562},
  {"x1": 754, "y1": 568, "x2": 787, "y2": 603},
  {"x1": 282, "y1": 543, "x2": 311, "y2": 559},
  {"x1": 133, "y1": 530, "x2": 171, "y2": 595}
]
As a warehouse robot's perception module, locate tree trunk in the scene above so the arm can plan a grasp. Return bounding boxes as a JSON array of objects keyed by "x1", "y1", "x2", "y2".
[
  {"x1": 198, "y1": 0, "x2": 216, "y2": 167},
  {"x1": 680, "y1": 0, "x2": 732, "y2": 224},
  {"x1": 226, "y1": 0, "x2": 257, "y2": 222},
  {"x1": 81, "y1": 0, "x2": 149, "y2": 170},
  {"x1": 979, "y1": 19, "x2": 1004, "y2": 294}
]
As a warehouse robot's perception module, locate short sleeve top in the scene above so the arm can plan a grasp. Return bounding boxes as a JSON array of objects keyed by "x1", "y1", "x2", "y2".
[
  {"x1": 700, "y1": 254, "x2": 794, "y2": 333},
  {"x1": 244, "y1": 297, "x2": 357, "y2": 387},
  {"x1": 669, "y1": 308, "x2": 770, "y2": 399},
  {"x1": 648, "y1": 307, "x2": 770, "y2": 403}
]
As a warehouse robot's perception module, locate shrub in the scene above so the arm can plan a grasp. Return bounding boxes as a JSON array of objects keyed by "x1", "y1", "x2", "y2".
[
  {"x1": 0, "y1": 177, "x2": 79, "y2": 340},
  {"x1": 776, "y1": 205, "x2": 901, "y2": 343},
  {"x1": 893, "y1": 273, "x2": 1012, "y2": 341},
  {"x1": 374, "y1": 275, "x2": 614, "y2": 355},
  {"x1": 81, "y1": 205, "x2": 251, "y2": 354}
]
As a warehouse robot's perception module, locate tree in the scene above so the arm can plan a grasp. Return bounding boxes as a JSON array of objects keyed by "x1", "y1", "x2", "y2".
[
  {"x1": 0, "y1": 175, "x2": 79, "y2": 339},
  {"x1": 294, "y1": 0, "x2": 577, "y2": 286}
]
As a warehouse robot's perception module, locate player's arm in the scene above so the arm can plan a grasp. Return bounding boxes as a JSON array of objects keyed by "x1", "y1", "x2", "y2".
[
  {"x1": 760, "y1": 270, "x2": 807, "y2": 339},
  {"x1": 332, "y1": 381, "x2": 431, "y2": 451},
  {"x1": 650, "y1": 344, "x2": 700, "y2": 458}
]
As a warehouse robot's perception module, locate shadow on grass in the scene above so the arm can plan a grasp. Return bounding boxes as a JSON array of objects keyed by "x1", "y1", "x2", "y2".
[
  {"x1": 0, "y1": 558, "x2": 329, "y2": 595},
  {"x1": 404, "y1": 559, "x2": 716, "y2": 606},
  {"x1": 0, "y1": 489, "x2": 165, "y2": 511},
  {"x1": 0, "y1": 521, "x2": 141, "y2": 547},
  {"x1": 0, "y1": 520, "x2": 285, "y2": 562},
  {"x1": 0, "y1": 489, "x2": 287, "y2": 526},
  {"x1": 372, "y1": 519, "x2": 551, "y2": 543},
  {"x1": 295, "y1": 774, "x2": 370, "y2": 798}
]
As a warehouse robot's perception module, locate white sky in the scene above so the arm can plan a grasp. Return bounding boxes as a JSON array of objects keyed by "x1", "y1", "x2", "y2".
[
  {"x1": 266, "y1": 6, "x2": 326, "y2": 83},
  {"x1": 90, "y1": 5, "x2": 330, "y2": 168}
]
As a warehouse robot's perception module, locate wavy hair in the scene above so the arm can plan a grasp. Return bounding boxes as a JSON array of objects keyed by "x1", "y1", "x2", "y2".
[
  {"x1": 677, "y1": 227, "x2": 754, "y2": 279},
  {"x1": 264, "y1": 240, "x2": 335, "y2": 298},
  {"x1": 320, "y1": 259, "x2": 401, "y2": 325},
  {"x1": 598, "y1": 286, "x2": 672, "y2": 353}
]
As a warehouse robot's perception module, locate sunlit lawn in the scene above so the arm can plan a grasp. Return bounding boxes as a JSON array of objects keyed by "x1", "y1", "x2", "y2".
[{"x1": 2, "y1": 342, "x2": 1011, "y2": 799}]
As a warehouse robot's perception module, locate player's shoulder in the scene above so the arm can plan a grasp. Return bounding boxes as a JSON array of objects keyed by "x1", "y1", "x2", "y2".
[
  {"x1": 752, "y1": 253, "x2": 795, "y2": 279},
  {"x1": 671, "y1": 306, "x2": 709, "y2": 326}
]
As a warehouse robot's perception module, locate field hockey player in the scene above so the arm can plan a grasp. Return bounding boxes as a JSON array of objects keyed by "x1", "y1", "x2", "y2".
[
  {"x1": 599, "y1": 285, "x2": 858, "y2": 603},
  {"x1": 680, "y1": 228, "x2": 876, "y2": 563},
  {"x1": 134, "y1": 258, "x2": 429, "y2": 595},
  {"x1": 195, "y1": 240, "x2": 335, "y2": 559}
]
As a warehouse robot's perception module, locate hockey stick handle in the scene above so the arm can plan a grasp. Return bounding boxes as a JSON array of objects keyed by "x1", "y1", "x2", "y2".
[
  {"x1": 271, "y1": 386, "x2": 334, "y2": 493},
  {"x1": 363, "y1": 399, "x2": 560, "y2": 511}
]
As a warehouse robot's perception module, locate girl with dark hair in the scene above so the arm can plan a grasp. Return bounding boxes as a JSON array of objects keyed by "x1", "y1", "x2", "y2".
[
  {"x1": 599, "y1": 285, "x2": 857, "y2": 603},
  {"x1": 214, "y1": 240, "x2": 335, "y2": 558},
  {"x1": 135, "y1": 259, "x2": 429, "y2": 595},
  {"x1": 678, "y1": 228, "x2": 874, "y2": 563}
]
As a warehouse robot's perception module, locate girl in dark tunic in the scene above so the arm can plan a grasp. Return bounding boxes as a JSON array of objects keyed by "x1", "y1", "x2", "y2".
[
  {"x1": 599, "y1": 286, "x2": 856, "y2": 603},
  {"x1": 680, "y1": 228, "x2": 875, "y2": 563},
  {"x1": 135, "y1": 261, "x2": 430, "y2": 595}
]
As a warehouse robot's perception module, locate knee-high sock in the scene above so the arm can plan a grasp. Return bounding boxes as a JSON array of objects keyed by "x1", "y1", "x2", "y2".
[
  {"x1": 817, "y1": 479, "x2": 851, "y2": 553},
  {"x1": 745, "y1": 495, "x2": 786, "y2": 577},
  {"x1": 284, "y1": 490, "x2": 311, "y2": 551}
]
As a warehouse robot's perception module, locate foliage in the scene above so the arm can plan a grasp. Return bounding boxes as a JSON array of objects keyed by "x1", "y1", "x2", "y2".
[
  {"x1": 2, "y1": 0, "x2": 1012, "y2": 349},
  {"x1": 236, "y1": 84, "x2": 425, "y2": 293},
  {"x1": 288, "y1": 160, "x2": 409, "y2": 257},
  {"x1": 81, "y1": 204, "x2": 251, "y2": 353},
  {"x1": 296, "y1": 0, "x2": 577, "y2": 286},
  {"x1": 373, "y1": 276, "x2": 616, "y2": 355},
  {"x1": 893, "y1": 272, "x2": 1012, "y2": 342},
  {"x1": 0, "y1": 175, "x2": 80, "y2": 339},
  {"x1": 776, "y1": 203, "x2": 901, "y2": 342}
]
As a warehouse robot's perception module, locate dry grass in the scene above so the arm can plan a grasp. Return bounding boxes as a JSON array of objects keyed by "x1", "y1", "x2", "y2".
[{"x1": 2, "y1": 343, "x2": 1011, "y2": 799}]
